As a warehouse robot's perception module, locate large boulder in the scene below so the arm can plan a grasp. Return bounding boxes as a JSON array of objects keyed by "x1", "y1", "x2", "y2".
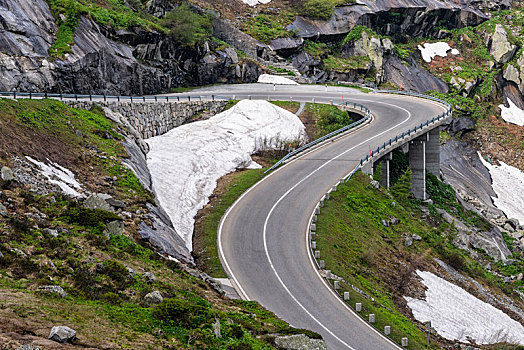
[
  {"x1": 489, "y1": 24, "x2": 517, "y2": 64},
  {"x1": 83, "y1": 193, "x2": 114, "y2": 212},
  {"x1": 38, "y1": 285, "x2": 67, "y2": 298},
  {"x1": 1, "y1": 166, "x2": 14, "y2": 181},
  {"x1": 383, "y1": 55, "x2": 449, "y2": 93},
  {"x1": 273, "y1": 334, "x2": 327, "y2": 350},
  {"x1": 143, "y1": 291, "x2": 163, "y2": 307},
  {"x1": 503, "y1": 64, "x2": 521, "y2": 86},
  {"x1": 48, "y1": 326, "x2": 77, "y2": 343}
]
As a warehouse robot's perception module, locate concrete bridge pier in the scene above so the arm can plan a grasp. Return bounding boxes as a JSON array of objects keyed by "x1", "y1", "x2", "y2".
[
  {"x1": 409, "y1": 133, "x2": 428, "y2": 200},
  {"x1": 379, "y1": 152, "x2": 392, "y2": 189},
  {"x1": 426, "y1": 128, "x2": 440, "y2": 178}
]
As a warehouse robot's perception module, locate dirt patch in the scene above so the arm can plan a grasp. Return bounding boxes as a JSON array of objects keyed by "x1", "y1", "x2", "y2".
[{"x1": 471, "y1": 114, "x2": 524, "y2": 171}]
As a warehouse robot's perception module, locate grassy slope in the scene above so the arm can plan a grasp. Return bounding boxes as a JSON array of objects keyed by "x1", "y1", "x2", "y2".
[
  {"x1": 194, "y1": 102, "x2": 360, "y2": 277},
  {"x1": 0, "y1": 98, "x2": 319, "y2": 349},
  {"x1": 315, "y1": 172, "x2": 523, "y2": 349}
]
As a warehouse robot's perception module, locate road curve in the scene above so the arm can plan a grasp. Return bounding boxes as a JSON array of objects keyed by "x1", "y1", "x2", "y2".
[{"x1": 198, "y1": 86, "x2": 448, "y2": 350}]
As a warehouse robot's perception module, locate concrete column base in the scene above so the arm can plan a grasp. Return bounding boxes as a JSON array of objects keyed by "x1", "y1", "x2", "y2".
[{"x1": 409, "y1": 135, "x2": 427, "y2": 200}]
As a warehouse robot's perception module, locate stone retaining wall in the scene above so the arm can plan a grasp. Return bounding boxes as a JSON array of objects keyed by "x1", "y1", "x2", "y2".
[{"x1": 66, "y1": 100, "x2": 228, "y2": 138}]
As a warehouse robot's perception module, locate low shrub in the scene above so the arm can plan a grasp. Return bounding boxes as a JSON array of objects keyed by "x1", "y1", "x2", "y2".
[
  {"x1": 65, "y1": 206, "x2": 121, "y2": 227},
  {"x1": 153, "y1": 298, "x2": 214, "y2": 328}
]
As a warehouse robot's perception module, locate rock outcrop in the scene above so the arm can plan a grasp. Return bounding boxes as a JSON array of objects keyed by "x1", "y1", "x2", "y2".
[
  {"x1": 488, "y1": 24, "x2": 517, "y2": 64},
  {"x1": 0, "y1": 1, "x2": 264, "y2": 94},
  {"x1": 383, "y1": 55, "x2": 449, "y2": 93},
  {"x1": 288, "y1": 0, "x2": 490, "y2": 41},
  {"x1": 48, "y1": 326, "x2": 76, "y2": 344}
]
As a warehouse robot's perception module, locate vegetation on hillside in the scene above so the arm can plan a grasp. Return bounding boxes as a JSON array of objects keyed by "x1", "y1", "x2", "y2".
[
  {"x1": 161, "y1": 3, "x2": 213, "y2": 46},
  {"x1": 0, "y1": 98, "x2": 319, "y2": 348},
  {"x1": 315, "y1": 171, "x2": 523, "y2": 349}
]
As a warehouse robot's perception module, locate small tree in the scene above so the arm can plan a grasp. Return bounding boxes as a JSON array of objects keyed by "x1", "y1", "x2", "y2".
[
  {"x1": 161, "y1": 3, "x2": 212, "y2": 47},
  {"x1": 389, "y1": 167, "x2": 412, "y2": 202}
]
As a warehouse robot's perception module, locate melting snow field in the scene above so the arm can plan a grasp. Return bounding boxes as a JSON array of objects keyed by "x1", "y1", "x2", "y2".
[
  {"x1": 406, "y1": 271, "x2": 524, "y2": 346},
  {"x1": 479, "y1": 154, "x2": 524, "y2": 225},
  {"x1": 418, "y1": 42, "x2": 459, "y2": 63},
  {"x1": 258, "y1": 74, "x2": 298, "y2": 85},
  {"x1": 146, "y1": 100, "x2": 306, "y2": 250},
  {"x1": 242, "y1": 0, "x2": 271, "y2": 6},
  {"x1": 499, "y1": 97, "x2": 524, "y2": 126},
  {"x1": 26, "y1": 156, "x2": 83, "y2": 197}
]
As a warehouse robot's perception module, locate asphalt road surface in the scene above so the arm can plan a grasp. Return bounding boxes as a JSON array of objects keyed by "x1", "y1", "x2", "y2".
[{"x1": 187, "y1": 85, "x2": 447, "y2": 350}]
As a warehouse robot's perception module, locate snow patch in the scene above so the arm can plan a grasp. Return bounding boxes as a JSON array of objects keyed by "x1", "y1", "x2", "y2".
[
  {"x1": 26, "y1": 156, "x2": 83, "y2": 197},
  {"x1": 499, "y1": 97, "x2": 524, "y2": 126},
  {"x1": 405, "y1": 270, "x2": 524, "y2": 345},
  {"x1": 258, "y1": 74, "x2": 298, "y2": 85},
  {"x1": 145, "y1": 100, "x2": 306, "y2": 251},
  {"x1": 418, "y1": 42, "x2": 460, "y2": 63},
  {"x1": 242, "y1": 0, "x2": 271, "y2": 6},
  {"x1": 479, "y1": 154, "x2": 524, "y2": 225}
]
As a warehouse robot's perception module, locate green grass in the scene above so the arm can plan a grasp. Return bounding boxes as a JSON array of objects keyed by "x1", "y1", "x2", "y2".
[
  {"x1": 196, "y1": 169, "x2": 266, "y2": 277},
  {"x1": 305, "y1": 103, "x2": 357, "y2": 137},
  {"x1": 313, "y1": 171, "x2": 521, "y2": 349},
  {"x1": 241, "y1": 12, "x2": 296, "y2": 43},
  {"x1": 299, "y1": 0, "x2": 354, "y2": 20},
  {"x1": 270, "y1": 101, "x2": 301, "y2": 113},
  {"x1": 323, "y1": 55, "x2": 371, "y2": 72}
]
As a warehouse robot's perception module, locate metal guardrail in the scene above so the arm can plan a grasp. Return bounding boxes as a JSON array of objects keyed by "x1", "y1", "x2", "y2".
[
  {"x1": 264, "y1": 102, "x2": 372, "y2": 173},
  {"x1": 0, "y1": 91, "x2": 231, "y2": 102},
  {"x1": 343, "y1": 90, "x2": 452, "y2": 183}
]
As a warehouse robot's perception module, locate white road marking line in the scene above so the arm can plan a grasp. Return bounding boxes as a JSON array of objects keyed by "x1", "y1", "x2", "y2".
[{"x1": 218, "y1": 96, "x2": 447, "y2": 348}]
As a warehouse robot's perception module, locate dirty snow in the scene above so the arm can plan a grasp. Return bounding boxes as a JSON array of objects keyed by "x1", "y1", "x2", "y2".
[
  {"x1": 418, "y1": 42, "x2": 460, "y2": 63},
  {"x1": 479, "y1": 154, "x2": 524, "y2": 225},
  {"x1": 258, "y1": 74, "x2": 299, "y2": 85},
  {"x1": 26, "y1": 156, "x2": 83, "y2": 197},
  {"x1": 242, "y1": 0, "x2": 271, "y2": 6},
  {"x1": 406, "y1": 270, "x2": 524, "y2": 345},
  {"x1": 146, "y1": 100, "x2": 306, "y2": 251},
  {"x1": 499, "y1": 97, "x2": 524, "y2": 126}
]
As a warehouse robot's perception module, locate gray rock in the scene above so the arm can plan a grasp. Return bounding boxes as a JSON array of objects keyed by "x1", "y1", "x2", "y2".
[
  {"x1": 106, "y1": 220, "x2": 124, "y2": 235},
  {"x1": 48, "y1": 326, "x2": 76, "y2": 343},
  {"x1": 503, "y1": 223, "x2": 515, "y2": 233},
  {"x1": 405, "y1": 237, "x2": 413, "y2": 247},
  {"x1": 451, "y1": 117, "x2": 476, "y2": 135},
  {"x1": 490, "y1": 24, "x2": 517, "y2": 64},
  {"x1": 213, "y1": 318, "x2": 221, "y2": 338},
  {"x1": 274, "y1": 334, "x2": 327, "y2": 350},
  {"x1": 106, "y1": 198, "x2": 125, "y2": 208},
  {"x1": 143, "y1": 291, "x2": 163, "y2": 307},
  {"x1": 43, "y1": 228, "x2": 59, "y2": 237},
  {"x1": 83, "y1": 193, "x2": 114, "y2": 212},
  {"x1": 0, "y1": 203, "x2": 8, "y2": 217},
  {"x1": 503, "y1": 64, "x2": 521, "y2": 86},
  {"x1": 199, "y1": 273, "x2": 224, "y2": 295},
  {"x1": 383, "y1": 55, "x2": 448, "y2": 94},
  {"x1": 370, "y1": 180, "x2": 380, "y2": 189},
  {"x1": 382, "y1": 219, "x2": 390, "y2": 227},
  {"x1": 143, "y1": 271, "x2": 156, "y2": 284},
  {"x1": 412, "y1": 234, "x2": 422, "y2": 241},
  {"x1": 507, "y1": 218, "x2": 520, "y2": 230},
  {"x1": 126, "y1": 266, "x2": 136, "y2": 278},
  {"x1": 390, "y1": 217, "x2": 400, "y2": 225},
  {"x1": 16, "y1": 345, "x2": 41, "y2": 350},
  {"x1": 38, "y1": 285, "x2": 67, "y2": 298},
  {"x1": 1, "y1": 166, "x2": 14, "y2": 181}
]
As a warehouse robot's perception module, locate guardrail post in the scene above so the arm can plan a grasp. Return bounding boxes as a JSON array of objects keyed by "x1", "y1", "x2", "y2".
[
  {"x1": 117, "y1": 95, "x2": 120, "y2": 102},
  {"x1": 369, "y1": 314, "x2": 375, "y2": 323},
  {"x1": 142, "y1": 96, "x2": 145, "y2": 102},
  {"x1": 312, "y1": 215, "x2": 317, "y2": 223},
  {"x1": 334, "y1": 281, "x2": 339, "y2": 290},
  {"x1": 13, "y1": 91, "x2": 16, "y2": 99},
  {"x1": 356, "y1": 303, "x2": 362, "y2": 312},
  {"x1": 60, "y1": 93, "x2": 63, "y2": 100},
  {"x1": 319, "y1": 260, "x2": 325, "y2": 268},
  {"x1": 315, "y1": 207, "x2": 320, "y2": 215},
  {"x1": 384, "y1": 326, "x2": 391, "y2": 335},
  {"x1": 155, "y1": 96, "x2": 157, "y2": 102},
  {"x1": 29, "y1": 92, "x2": 32, "y2": 99},
  {"x1": 212, "y1": 95, "x2": 214, "y2": 101},
  {"x1": 311, "y1": 241, "x2": 316, "y2": 249},
  {"x1": 75, "y1": 94, "x2": 77, "y2": 100},
  {"x1": 103, "y1": 94, "x2": 106, "y2": 102},
  {"x1": 130, "y1": 96, "x2": 133, "y2": 102},
  {"x1": 402, "y1": 338, "x2": 408, "y2": 347},
  {"x1": 325, "y1": 270, "x2": 331, "y2": 279},
  {"x1": 310, "y1": 223, "x2": 316, "y2": 231},
  {"x1": 315, "y1": 250, "x2": 320, "y2": 258},
  {"x1": 45, "y1": 92, "x2": 48, "y2": 98},
  {"x1": 343, "y1": 292, "x2": 349, "y2": 300},
  {"x1": 188, "y1": 96, "x2": 191, "y2": 101},
  {"x1": 89, "y1": 94, "x2": 92, "y2": 101}
]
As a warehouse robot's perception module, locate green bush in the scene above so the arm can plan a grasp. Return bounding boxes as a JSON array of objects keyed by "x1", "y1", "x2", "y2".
[
  {"x1": 153, "y1": 298, "x2": 214, "y2": 328},
  {"x1": 161, "y1": 3, "x2": 212, "y2": 46},
  {"x1": 103, "y1": 260, "x2": 129, "y2": 283},
  {"x1": 65, "y1": 206, "x2": 121, "y2": 227},
  {"x1": 301, "y1": 0, "x2": 335, "y2": 20}
]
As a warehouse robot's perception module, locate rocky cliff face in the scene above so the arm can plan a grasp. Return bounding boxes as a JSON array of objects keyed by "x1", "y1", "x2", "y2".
[
  {"x1": 0, "y1": 0, "x2": 265, "y2": 94},
  {"x1": 287, "y1": 0, "x2": 505, "y2": 40}
]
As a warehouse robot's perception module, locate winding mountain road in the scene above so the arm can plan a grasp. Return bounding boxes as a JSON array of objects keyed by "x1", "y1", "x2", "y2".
[{"x1": 181, "y1": 85, "x2": 448, "y2": 350}]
